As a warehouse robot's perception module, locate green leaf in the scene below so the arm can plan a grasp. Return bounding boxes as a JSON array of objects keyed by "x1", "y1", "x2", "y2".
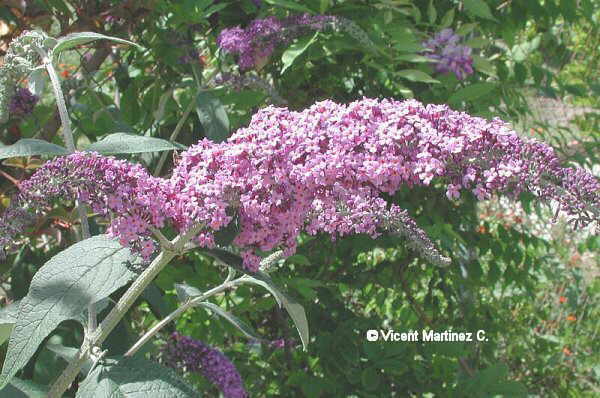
[
  {"x1": 76, "y1": 356, "x2": 199, "y2": 397},
  {"x1": 141, "y1": 283, "x2": 173, "y2": 319},
  {"x1": 456, "y1": 23, "x2": 478, "y2": 36},
  {"x1": 463, "y1": 0, "x2": 496, "y2": 21},
  {"x1": 397, "y1": 69, "x2": 439, "y2": 84},
  {"x1": 0, "y1": 139, "x2": 69, "y2": 160},
  {"x1": 85, "y1": 133, "x2": 184, "y2": 155},
  {"x1": 0, "y1": 235, "x2": 137, "y2": 389},
  {"x1": 239, "y1": 272, "x2": 309, "y2": 350},
  {"x1": 264, "y1": 0, "x2": 314, "y2": 13},
  {"x1": 52, "y1": 32, "x2": 143, "y2": 61},
  {"x1": 439, "y1": 8, "x2": 455, "y2": 28},
  {"x1": 472, "y1": 55, "x2": 496, "y2": 77},
  {"x1": 448, "y1": 82, "x2": 496, "y2": 104},
  {"x1": 464, "y1": 37, "x2": 489, "y2": 48},
  {"x1": 427, "y1": 0, "x2": 437, "y2": 24},
  {"x1": 196, "y1": 91, "x2": 230, "y2": 143},
  {"x1": 27, "y1": 69, "x2": 46, "y2": 97},
  {"x1": 395, "y1": 54, "x2": 432, "y2": 63},
  {"x1": 203, "y1": 248, "x2": 247, "y2": 274},
  {"x1": 174, "y1": 283, "x2": 203, "y2": 302},
  {"x1": 199, "y1": 302, "x2": 263, "y2": 340},
  {"x1": 281, "y1": 33, "x2": 319, "y2": 75},
  {"x1": 0, "y1": 377, "x2": 48, "y2": 397},
  {"x1": 320, "y1": 0, "x2": 331, "y2": 13}
]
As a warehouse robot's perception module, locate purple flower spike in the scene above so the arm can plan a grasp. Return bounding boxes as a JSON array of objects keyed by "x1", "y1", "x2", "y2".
[
  {"x1": 162, "y1": 333, "x2": 247, "y2": 398},
  {"x1": 217, "y1": 14, "x2": 348, "y2": 70},
  {"x1": 423, "y1": 28, "x2": 474, "y2": 80},
  {"x1": 9, "y1": 87, "x2": 39, "y2": 117}
]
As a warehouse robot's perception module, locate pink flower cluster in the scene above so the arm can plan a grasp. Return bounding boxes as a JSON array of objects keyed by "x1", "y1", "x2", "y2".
[
  {"x1": 0, "y1": 152, "x2": 167, "y2": 259},
  {"x1": 1, "y1": 98, "x2": 598, "y2": 270},
  {"x1": 168, "y1": 98, "x2": 599, "y2": 270}
]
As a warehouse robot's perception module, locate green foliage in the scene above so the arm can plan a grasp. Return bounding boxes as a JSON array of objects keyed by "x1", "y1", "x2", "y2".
[
  {"x1": 195, "y1": 91, "x2": 230, "y2": 143},
  {"x1": 239, "y1": 272, "x2": 310, "y2": 350},
  {"x1": 0, "y1": 139, "x2": 68, "y2": 160},
  {"x1": 0, "y1": 236, "x2": 137, "y2": 389},
  {"x1": 84, "y1": 133, "x2": 184, "y2": 155},
  {"x1": 76, "y1": 356, "x2": 199, "y2": 397}
]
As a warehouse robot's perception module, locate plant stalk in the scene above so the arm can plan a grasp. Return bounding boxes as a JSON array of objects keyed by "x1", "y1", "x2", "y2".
[
  {"x1": 47, "y1": 224, "x2": 203, "y2": 397},
  {"x1": 45, "y1": 54, "x2": 97, "y2": 332},
  {"x1": 125, "y1": 278, "x2": 244, "y2": 357}
]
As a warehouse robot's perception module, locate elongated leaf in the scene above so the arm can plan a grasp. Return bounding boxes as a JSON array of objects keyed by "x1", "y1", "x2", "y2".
[
  {"x1": 199, "y1": 301, "x2": 263, "y2": 340},
  {"x1": 463, "y1": 0, "x2": 496, "y2": 21},
  {"x1": 203, "y1": 248, "x2": 247, "y2": 274},
  {"x1": 76, "y1": 356, "x2": 199, "y2": 397},
  {"x1": 174, "y1": 283, "x2": 203, "y2": 302},
  {"x1": 472, "y1": 55, "x2": 496, "y2": 77},
  {"x1": 52, "y1": 32, "x2": 143, "y2": 61},
  {"x1": 427, "y1": 0, "x2": 437, "y2": 24},
  {"x1": 196, "y1": 91, "x2": 230, "y2": 143},
  {"x1": 395, "y1": 54, "x2": 432, "y2": 63},
  {"x1": 240, "y1": 272, "x2": 309, "y2": 350},
  {"x1": 397, "y1": 69, "x2": 439, "y2": 84},
  {"x1": 85, "y1": 133, "x2": 184, "y2": 155},
  {"x1": 27, "y1": 69, "x2": 46, "y2": 97},
  {"x1": 440, "y1": 8, "x2": 455, "y2": 28},
  {"x1": 281, "y1": 33, "x2": 319, "y2": 75},
  {"x1": 448, "y1": 82, "x2": 496, "y2": 104},
  {"x1": 0, "y1": 139, "x2": 68, "y2": 160},
  {"x1": 142, "y1": 284, "x2": 173, "y2": 319},
  {"x1": 0, "y1": 235, "x2": 137, "y2": 389}
]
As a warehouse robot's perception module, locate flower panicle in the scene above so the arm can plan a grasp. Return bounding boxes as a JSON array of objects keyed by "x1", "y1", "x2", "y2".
[
  {"x1": 217, "y1": 14, "x2": 373, "y2": 70},
  {"x1": 162, "y1": 333, "x2": 247, "y2": 398},
  {"x1": 423, "y1": 28, "x2": 474, "y2": 80},
  {"x1": 2, "y1": 98, "x2": 598, "y2": 270}
]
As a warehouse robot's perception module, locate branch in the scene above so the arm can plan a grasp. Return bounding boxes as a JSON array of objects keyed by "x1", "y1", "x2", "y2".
[{"x1": 46, "y1": 224, "x2": 203, "y2": 397}]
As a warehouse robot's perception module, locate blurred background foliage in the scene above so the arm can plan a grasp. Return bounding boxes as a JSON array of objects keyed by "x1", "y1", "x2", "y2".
[{"x1": 0, "y1": 0, "x2": 598, "y2": 396}]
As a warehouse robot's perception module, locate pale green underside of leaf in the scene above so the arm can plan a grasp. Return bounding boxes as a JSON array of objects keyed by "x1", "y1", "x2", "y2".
[
  {"x1": 85, "y1": 133, "x2": 185, "y2": 155},
  {"x1": 0, "y1": 236, "x2": 137, "y2": 389},
  {"x1": 0, "y1": 139, "x2": 68, "y2": 160},
  {"x1": 77, "y1": 356, "x2": 199, "y2": 397},
  {"x1": 52, "y1": 32, "x2": 143, "y2": 62}
]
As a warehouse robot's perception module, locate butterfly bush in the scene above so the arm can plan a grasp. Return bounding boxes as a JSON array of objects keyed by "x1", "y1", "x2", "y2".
[
  {"x1": 423, "y1": 28, "x2": 474, "y2": 80},
  {"x1": 1, "y1": 98, "x2": 598, "y2": 270},
  {"x1": 217, "y1": 14, "x2": 373, "y2": 70},
  {"x1": 162, "y1": 332, "x2": 247, "y2": 398}
]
